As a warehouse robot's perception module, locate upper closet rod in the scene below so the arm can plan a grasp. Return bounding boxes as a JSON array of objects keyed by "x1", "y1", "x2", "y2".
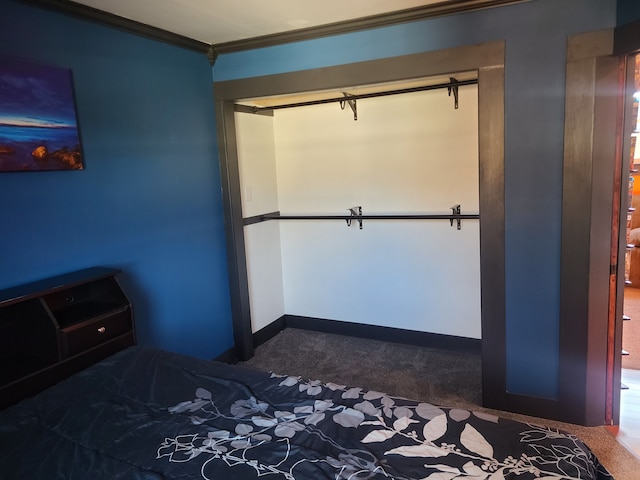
[{"x1": 241, "y1": 78, "x2": 478, "y2": 114}]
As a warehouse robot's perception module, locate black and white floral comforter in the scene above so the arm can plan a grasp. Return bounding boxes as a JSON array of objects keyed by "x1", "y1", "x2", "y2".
[{"x1": 0, "y1": 346, "x2": 613, "y2": 479}]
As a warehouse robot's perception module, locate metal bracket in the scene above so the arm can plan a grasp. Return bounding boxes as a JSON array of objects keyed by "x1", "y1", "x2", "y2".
[
  {"x1": 346, "y1": 206, "x2": 363, "y2": 229},
  {"x1": 340, "y1": 92, "x2": 358, "y2": 121},
  {"x1": 450, "y1": 204, "x2": 461, "y2": 230},
  {"x1": 447, "y1": 77, "x2": 459, "y2": 110}
]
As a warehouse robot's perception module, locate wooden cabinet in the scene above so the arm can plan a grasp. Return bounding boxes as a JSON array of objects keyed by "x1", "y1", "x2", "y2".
[{"x1": 0, "y1": 267, "x2": 135, "y2": 409}]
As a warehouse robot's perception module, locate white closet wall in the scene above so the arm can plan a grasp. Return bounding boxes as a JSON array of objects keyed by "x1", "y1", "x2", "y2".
[
  {"x1": 235, "y1": 112, "x2": 285, "y2": 333},
  {"x1": 237, "y1": 85, "x2": 481, "y2": 338}
]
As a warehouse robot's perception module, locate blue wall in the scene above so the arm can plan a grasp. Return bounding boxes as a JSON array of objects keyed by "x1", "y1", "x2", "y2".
[
  {"x1": 617, "y1": 0, "x2": 640, "y2": 24},
  {"x1": 213, "y1": 0, "x2": 616, "y2": 398},
  {"x1": 0, "y1": 0, "x2": 233, "y2": 360}
]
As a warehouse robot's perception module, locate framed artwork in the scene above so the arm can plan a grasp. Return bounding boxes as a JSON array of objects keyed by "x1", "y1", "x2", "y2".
[{"x1": 0, "y1": 58, "x2": 84, "y2": 171}]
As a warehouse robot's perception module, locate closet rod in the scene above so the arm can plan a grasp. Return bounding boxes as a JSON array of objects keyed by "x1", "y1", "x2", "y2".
[
  {"x1": 243, "y1": 211, "x2": 479, "y2": 224},
  {"x1": 242, "y1": 78, "x2": 478, "y2": 113},
  {"x1": 264, "y1": 214, "x2": 480, "y2": 221}
]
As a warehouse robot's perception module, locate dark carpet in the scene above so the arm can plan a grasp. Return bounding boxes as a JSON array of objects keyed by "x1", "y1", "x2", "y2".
[{"x1": 241, "y1": 327, "x2": 481, "y2": 409}]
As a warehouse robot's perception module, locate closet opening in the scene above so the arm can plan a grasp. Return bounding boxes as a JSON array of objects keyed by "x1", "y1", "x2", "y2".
[
  {"x1": 234, "y1": 72, "x2": 481, "y2": 357},
  {"x1": 214, "y1": 41, "x2": 506, "y2": 413}
]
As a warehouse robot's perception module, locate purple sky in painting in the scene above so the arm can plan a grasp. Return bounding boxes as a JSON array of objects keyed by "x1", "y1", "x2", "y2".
[{"x1": 0, "y1": 59, "x2": 78, "y2": 128}]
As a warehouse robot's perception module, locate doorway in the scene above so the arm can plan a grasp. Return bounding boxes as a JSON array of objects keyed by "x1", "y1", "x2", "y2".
[{"x1": 617, "y1": 52, "x2": 640, "y2": 457}]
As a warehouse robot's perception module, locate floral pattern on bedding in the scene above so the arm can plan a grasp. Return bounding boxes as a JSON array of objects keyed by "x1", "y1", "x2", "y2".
[
  {"x1": 0, "y1": 347, "x2": 613, "y2": 480},
  {"x1": 158, "y1": 374, "x2": 613, "y2": 480}
]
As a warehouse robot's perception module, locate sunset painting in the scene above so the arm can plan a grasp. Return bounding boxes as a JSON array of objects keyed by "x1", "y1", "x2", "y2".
[{"x1": 0, "y1": 59, "x2": 83, "y2": 171}]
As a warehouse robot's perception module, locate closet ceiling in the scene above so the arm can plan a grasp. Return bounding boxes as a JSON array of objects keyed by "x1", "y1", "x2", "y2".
[{"x1": 69, "y1": 0, "x2": 507, "y2": 45}]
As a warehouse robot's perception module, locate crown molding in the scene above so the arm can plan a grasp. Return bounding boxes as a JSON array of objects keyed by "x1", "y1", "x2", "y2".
[
  {"x1": 213, "y1": 0, "x2": 529, "y2": 54},
  {"x1": 18, "y1": 0, "x2": 529, "y2": 59},
  {"x1": 19, "y1": 0, "x2": 210, "y2": 53}
]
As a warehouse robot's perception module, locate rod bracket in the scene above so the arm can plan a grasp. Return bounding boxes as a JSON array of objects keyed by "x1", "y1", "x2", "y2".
[
  {"x1": 346, "y1": 206, "x2": 363, "y2": 229},
  {"x1": 447, "y1": 77, "x2": 460, "y2": 109},
  {"x1": 450, "y1": 204, "x2": 461, "y2": 230},
  {"x1": 340, "y1": 92, "x2": 358, "y2": 120}
]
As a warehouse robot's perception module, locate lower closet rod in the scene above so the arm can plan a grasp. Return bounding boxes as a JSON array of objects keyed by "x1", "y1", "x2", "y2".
[
  {"x1": 243, "y1": 212, "x2": 479, "y2": 230},
  {"x1": 261, "y1": 214, "x2": 479, "y2": 220}
]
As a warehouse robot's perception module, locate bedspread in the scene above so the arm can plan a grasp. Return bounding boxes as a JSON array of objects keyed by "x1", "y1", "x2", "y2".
[{"x1": 0, "y1": 346, "x2": 613, "y2": 479}]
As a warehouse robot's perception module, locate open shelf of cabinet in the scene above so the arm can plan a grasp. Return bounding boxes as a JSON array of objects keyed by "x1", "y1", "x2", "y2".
[{"x1": 0, "y1": 267, "x2": 135, "y2": 409}]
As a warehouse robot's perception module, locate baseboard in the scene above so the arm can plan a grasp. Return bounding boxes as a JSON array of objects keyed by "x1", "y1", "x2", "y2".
[
  {"x1": 213, "y1": 346, "x2": 238, "y2": 364},
  {"x1": 214, "y1": 316, "x2": 288, "y2": 364},
  {"x1": 503, "y1": 392, "x2": 560, "y2": 423},
  {"x1": 253, "y1": 316, "x2": 287, "y2": 348},
  {"x1": 286, "y1": 314, "x2": 481, "y2": 353},
  {"x1": 250, "y1": 314, "x2": 481, "y2": 354}
]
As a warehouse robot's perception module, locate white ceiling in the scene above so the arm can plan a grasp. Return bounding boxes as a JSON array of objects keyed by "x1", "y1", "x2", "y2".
[{"x1": 70, "y1": 0, "x2": 452, "y2": 45}]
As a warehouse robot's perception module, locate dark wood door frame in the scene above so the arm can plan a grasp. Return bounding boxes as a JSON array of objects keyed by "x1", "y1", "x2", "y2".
[
  {"x1": 558, "y1": 21, "x2": 640, "y2": 426},
  {"x1": 214, "y1": 41, "x2": 508, "y2": 410},
  {"x1": 559, "y1": 28, "x2": 640, "y2": 426}
]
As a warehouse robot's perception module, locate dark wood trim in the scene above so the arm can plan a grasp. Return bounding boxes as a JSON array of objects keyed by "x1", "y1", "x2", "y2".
[
  {"x1": 214, "y1": 40, "x2": 506, "y2": 416},
  {"x1": 214, "y1": 42, "x2": 504, "y2": 102},
  {"x1": 214, "y1": 0, "x2": 528, "y2": 54},
  {"x1": 614, "y1": 18, "x2": 640, "y2": 56},
  {"x1": 559, "y1": 54, "x2": 597, "y2": 426},
  {"x1": 477, "y1": 64, "x2": 507, "y2": 412},
  {"x1": 215, "y1": 316, "x2": 287, "y2": 363},
  {"x1": 223, "y1": 308, "x2": 486, "y2": 367},
  {"x1": 237, "y1": 315, "x2": 481, "y2": 365},
  {"x1": 207, "y1": 46, "x2": 219, "y2": 66},
  {"x1": 559, "y1": 31, "x2": 617, "y2": 426},
  {"x1": 585, "y1": 55, "x2": 620, "y2": 426},
  {"x1": 17, "y1": 0, "x2": 529, "y2": 57},
  {"x1": 18, "y1": 0, "x2": 210, "y2": 53},
  {"x1": 253, "y1": 316, "x2": 287, "y2": 348},
  {"x1": 215, "y1": 99, "x2": 254, "y2": 361},
  {"x1": 280, "y1": 315, "x2": 481, "y2": 354}
]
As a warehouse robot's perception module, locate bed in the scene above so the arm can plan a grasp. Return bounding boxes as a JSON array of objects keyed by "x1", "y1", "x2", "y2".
[{"x1": 0, "y1": 346, "x2": 613, "y2": 480}]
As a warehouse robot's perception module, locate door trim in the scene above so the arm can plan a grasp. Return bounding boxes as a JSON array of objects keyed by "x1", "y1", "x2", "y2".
[
  {"x1": 214, "y1": 41, "x2": 507, "y2": 409},
  {"x1": 559, "y1": 29, "x2": 621, "y2": 426}
]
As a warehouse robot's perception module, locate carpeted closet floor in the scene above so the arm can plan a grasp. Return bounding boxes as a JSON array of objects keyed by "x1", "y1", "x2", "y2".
[{"x1": 241, "y1": 327, "x2": 640, "y2": 479}]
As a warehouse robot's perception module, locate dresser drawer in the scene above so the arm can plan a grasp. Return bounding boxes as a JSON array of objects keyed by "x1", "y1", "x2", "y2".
[{"x1": 61, "y1": 308, "x2": 131, "y2": 358}]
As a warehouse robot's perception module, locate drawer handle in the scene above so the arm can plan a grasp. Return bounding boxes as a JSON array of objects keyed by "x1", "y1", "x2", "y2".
[{"x1": 97, "y1": 326, "x2": 106, "y2": 334}]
